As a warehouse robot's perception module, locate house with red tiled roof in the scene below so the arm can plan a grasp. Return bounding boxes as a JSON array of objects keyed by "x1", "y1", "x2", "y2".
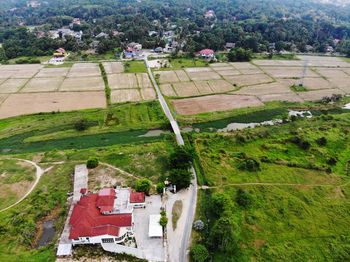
[
  {"x1": 68, "y1": 187, "x2": 145, "y2": 246},
  {"x1": 197, "y1": 49, "x2": 215, "y2": 60}
]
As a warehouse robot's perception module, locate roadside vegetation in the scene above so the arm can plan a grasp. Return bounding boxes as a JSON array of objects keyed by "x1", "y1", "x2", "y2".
[{"x1": 191, "y1": 111, "x2": 350, "y2": 261}]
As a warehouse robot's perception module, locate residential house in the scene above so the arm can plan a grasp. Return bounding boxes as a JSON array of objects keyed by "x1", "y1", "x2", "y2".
[
  {"x1": 96, "y1": 32, "x2": 109, "y2": 39},
  {"x1": 49, "y1": 29, "x2": 83, "y2": 41},
  {"x1": 69, "y1": 187, "x2": 145, "y2": 246},
  {"x1": 198, "y1": 49, "x2": 215, "y2": 59},
  {"x1": 225, "y1": 42, "x2": 235, "y2": 51},
  {"x1": 205, "y1": 10, "x2": 215, "y2": 19},
  {"x1": 27, "y1": 1, "x2": 41, "y2": 8}
]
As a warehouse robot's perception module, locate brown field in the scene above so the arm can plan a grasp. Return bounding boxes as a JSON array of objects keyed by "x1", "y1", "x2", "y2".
[
  {"x1": 60, "y1": 76, "x2": 104, "y2": 91},
  {"x1": 239, "y1": 68, "x2": 264, "y2": 75},
  {"x1": 261, "y1": 67, "x2": 319, "y2": 78},
  {"x1": 212, "y1": 66, "x2": 235, "y2": 71},
  {"x1": 11, "y1": 69, "x2": 39, "y2": 78},
  {"x1": 35, "y1": 68, "x2": 69, "y2": 78},
  {"x1": 230, "y1": 62, "x2": 258, "y2": 69},
  {"x1": 0, "y1": 94, "x2": 8, "y2": 104},
  {"x1": 137, "y1": 73, "x2": 152, "y2": 88},
  {"x1": 102, "y1": 62, "x2": 124, "y2": 74},
  {"x1": 108, "y1": 73, "x2": 138, "y2": 89},
  {"x1": 253, "y1": 60, "x2": 285, "y2": 66},
  {"x1": 215, "y1": 69, "x2": 241, "y2": 76},
  {"x1": 342, "y1": 68, "x2": 350, "y2": 75},
  {"x1": 0, "y1": 92, "x2": 106, "y2": 119},
  {"x1": 186, "y1": 71, "x2": 221, "y2": 81},
  {"x1": 174, "y1": 70, "x2": 190, "y2": 82},
  {"x1": 224, "y1": 74, "x2": 273, "y2": 86},
  {"x1": 21, "y1": 78, "x2": 63, "y2": 92},
  {"x1": 193, "y1": 81, "x2": 213, "y2": 95},
  {"x1": 258, "y1": 93, "x2": 304, "y2": 103},
  {"x1": 301, "y1": 77, "x2": 333, "y2": 90},
  {"x1": 160, "y1": 84, "x2": 177, "y2": 97},
  {"x1": 315, "y1": 68, "x2": 349, "y2": 79},
  {"x1": 235, "y1": 82, "x2": 292, "y2": 96},
  {"x1": 297, "y1": 88, "x2": 345, "y2": 101},
  {"x1": 173, "y1": 82, "x2": 200, "y2": 97},
  {"x1": 172, "y1": 94, "x2": 264, "y2": 115},
  {"x1": 185, "y1": 67, "x2": 213, "y2": 73},
  {"x1": 157, "y1": 71, "x2": 179, "y2": 84},
  {"x1": 327, "y1": 77, "x2": 350, "y2": 91},
  {"x1": 140, "y1": 88, "x2": 157, "y2": 100},
  {"x1": 297, "y1": 56, "x2": 350, "y2": 67},
  {"x1": 208, "y1": 79, "x2": 234, "y2": 93},
  {"x1": 67, "y1": 63, "x2": 101, "y2": 77},
  {"x1": 0, "y1": 78, "x2": 29, "y2": 93},
  {"x1": 0, "y1": 78, "x2": 6, "y2": 85},
  {"x1": 209, "y1": 63, "x2": 231, "y2": 67},
  {"x1": 111, "y1": 89, "x2": 141, "y2": 103}
]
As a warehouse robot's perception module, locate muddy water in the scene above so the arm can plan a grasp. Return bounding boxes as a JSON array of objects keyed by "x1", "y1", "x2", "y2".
[{"x1": 37, "y1": 220, "x2": 55, "y2": 248}]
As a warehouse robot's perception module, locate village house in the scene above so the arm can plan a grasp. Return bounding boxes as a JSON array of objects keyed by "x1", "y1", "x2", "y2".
[
  {"x1": 69, "y1": 18, "x2": 81, "y2": 29},
  {"x1": 124, "y1": 42, "x2": 143, "y2": 59},
  {"x1": 95, "y1": 32, "x2": 109, "y2": 39},
  {"x1": 50, "y1": 48, "x2": 67, "y2": 64},
  {"x1": 198, "y1": 49, "x2": 215, "y2": 60},
  {"x1": 49, "y1": 29, "x2": 83, "y2": 41},
  {"x1": 27, "y1": 1, "x2": 41, "y2": 8},
  {"x1": 69, "y1": 187, "x2": 145, "y2": 246},
  {"x1": 205, "y1": 10, "x2": 215, "y2": 19},
  {"x1": 225, "y1": 42, "x2": 235, "y2": 51}
]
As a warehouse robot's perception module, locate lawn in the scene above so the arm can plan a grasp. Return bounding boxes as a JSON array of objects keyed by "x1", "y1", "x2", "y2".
[
  {"x1": 124, "y1": 60, "x2": 147, "y2": 73},
  {"x1": 157, "y1": 57, "x2": 208, "y2": 70},
  {"x1": 191, "y1": 111, "x2": 350, "y2": 261}
]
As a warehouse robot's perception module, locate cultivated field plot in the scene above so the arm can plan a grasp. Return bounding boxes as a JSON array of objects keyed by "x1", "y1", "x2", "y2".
[
  {"x1": 172, "y1": 82, "x2": 200, "y2": 97},
  {"x1": 224, "y1": 73, "x2": 273, "y2": 86},
  {"x1": 186, "y1": 70, "x2": 221, "y2": 81},
  {"x1": 35, "y1": 68, "x2": 69, "y2": 78},
  {"x1": 140, "y1": 88, "x2": 157, "y2": 100},
  {"x1": 21, "y1": 77, "x2": 63, "y2": 92},
  {"x1": 67, "y1": 63, "x2": 101, "y2": 77},
  {"x1": 261, "y1": 67, "x2": 319, "y2": 78},
  {"x1": 102, "y1": 62, "x2": 124, "y2": 74},
  {"x1": 301, "y1": 77, "x2": 333, "y2": 90},
  {"x1": 0, "y1": 92, "x2": 106, "y2": 119},
  {"x1": 108, "y1": 73, "x2": 138, "y2": 89},
  {"x1": 258, "y1": 93, "x2": 304, "y2": 103},
  {"x1": 160, "y1": 84, "x2": 177, "y2": 97},
  {"x1": 111, "y1": 89, "x2": 142, "y2": 103},
  {"x1": 172, "y1": 94, "x2": 263, "y2": 115},
  {"x1": 60, "y1": 76, "x2": 104, "y2": 91},
  {"x1": 0, "y1": 78, "x2": 29, "y2": 93},
  {"x1": 235, "y1": 81, "x2": 293, "y2": 96},
  {"x1": 297, "y1": 55, "x2": 350, "y2": 67},
  {"x1": 157, "y1": 71, "x2": 180, "y2": 83},
  {"x1": 297, "y1": 88, "x2": 345, "y2": 101}
]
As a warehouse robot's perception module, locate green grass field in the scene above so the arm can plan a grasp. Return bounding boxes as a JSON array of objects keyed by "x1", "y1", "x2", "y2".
[
  {"x1": 191, "y1": 111, "x2": 350, "y2": 261},
  {"x1": 253, "y1": 53, "x2": 299, "y2": 60},
  {"x1": 157, "y1": 57, "x2": 208, "y2": 70},
  {"x1": 124, "y1": 60, "x2": 147, "y2": 73}
]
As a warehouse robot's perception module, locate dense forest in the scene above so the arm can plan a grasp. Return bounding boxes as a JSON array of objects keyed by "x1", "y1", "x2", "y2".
[{"x1": 0, "y1": 0, "x2": 350, "y2": 60}]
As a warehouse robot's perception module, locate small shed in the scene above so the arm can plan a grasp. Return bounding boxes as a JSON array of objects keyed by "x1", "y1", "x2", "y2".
[{"x1": 148, "y1": 215, "x2": 163, "y2": 238}]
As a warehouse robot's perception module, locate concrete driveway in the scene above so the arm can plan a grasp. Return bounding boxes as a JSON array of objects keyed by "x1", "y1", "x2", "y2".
[{"x1": 133, "y1": 195, "x2": 165, "y2": 261}]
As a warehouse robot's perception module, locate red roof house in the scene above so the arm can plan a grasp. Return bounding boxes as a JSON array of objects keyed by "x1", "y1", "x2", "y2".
[
  {"x1": 130, "y1": 192, "x2": 145, "y2": 203},
  {"x1": 69, "y1": 194, "x2": 132, "y2": 240},
  {"x1": 96, "y1": 188, "x2": 115, "y2": 213},
  {"x1": 199, "y1": 49, "x2": 214, "y2": 56}
]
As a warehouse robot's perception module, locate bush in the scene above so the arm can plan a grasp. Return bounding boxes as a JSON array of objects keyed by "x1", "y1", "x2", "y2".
[
  {"x1": 74, "y1": 119, "x2": 89, "y2": 131},
  {"x1": 159, "y1": 210, "x2": 168, "y2": 227},
  {"x1": 193, "y1": 220, "x2": 205, "y2": 231},
  {"x1": 316, "y1": 137, "x2": 327, "y2": 146},
  {"x1": 238, "y1": 158, "x2": 260, "y2": 172},
  {"x1": 87, "y1": 157, "x2": 99, "y2": 169},
  {"x1": 156, "y1": 182, "x2": 165, "y2": 194},
  {"x1": 236, "y1": 188, "x2": 253, "y2": 208},
  {"x1": 290, "y1": 136, "x2": 311, "y2": 150},
  {"x1": 135, "y1": 178, "x2": 152, "y2": 195},
  {"x1": 191, "y1": 244, "x2": 209, "y2": 262},
  {"x1": 227, "y1": 47, "x2": 252, "y2": 62}
]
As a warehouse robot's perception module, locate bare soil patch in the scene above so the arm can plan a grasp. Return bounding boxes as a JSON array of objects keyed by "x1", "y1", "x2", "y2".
[
  {"x1": 297, "y1": 88, "x2": 345, "y2": 101},
  {"x1": 108, "y1": 73, "x2": 138, "y2": 89},
  {"x1": 208, "y1": 79, "x2": 234, "y2": 93},
  {"x1": 315, "y1": 68, "x2": 349, "y2": 79},
  {"x1": 0, "y1": 91, "x2": 106, "y2": 119},
  {"x1": 215, "y1": 69, "x2": 241, "y2": 76},
  {"x1": 110, "y1": 89, "x2": 141, "y2": 103},
  {"x1": 157, "y1": 71, "x2": 179, "y2": 84},
  {"x1": 60, "y1": 76, "x2": 104, "y2": 91},
  {"x1": 160, "y1": 84, "x2": 177, "y2": 97},
  {"x1": 261, "y1": 67, "x2": 319, "y2": 78},
  {"x1": 301, "y1": 77, "x2": 333, "y2": 90},
  {"x1": 258, "y1": 93, "x2": 304, "y2": 103},
  {"x1": 239, "y1": 68, "x2": 264, "y2": 75},
  {"x1": 137, "y1": 73, "x2": 152, "y2": 88},
  {"x1": 141, "y1": 88, "x2": 157, "y2": 100},
  {"x1": 102, "y1": 62, "x2": 124, "y2": 74},
  {"x1": 35, "y1": 68, "x2": 69, "y2": 78},
  {"x1": 187, "y1": 71, "x2": 221, "y2": 81},
  {"x1": 230, "y1": 62, "x2": 257, "y2": 69},
  {"x1": 0, "y1": 94, "x2": 8, "y2": 104},
  {"x1": 209, "y1": 62, "x2": 231, "y2": 67},
  {"x1": 172, "y1": 82, "x2": 200, "y2": 97},
  {"x1": 172, "y1": 94, "x2": 263, "y2": 115},
  {"x1": 21, "y1": 77, "x2": 63, "y2": 92},
  {"x1": 224, "y1": 74, "x2": 273, "y2": 87},
  {"x1": 193, "y1": 81, "x2": 213, "y2": 95},
  {"x1": 67, "y1": 63, "x2": 100, "y2": 77},
  {"x1": 185, "y1": 67, "x2": 213, "y2": 73},
  {"x1": 174, "y1": 70, "x2": 190, "y2": 82},
  {"x1": 235, "y1": 82, "x2": 293, "y2": 96},
  {"x1": 0, "y1": 78, "x2": 29, "y2": 93}
]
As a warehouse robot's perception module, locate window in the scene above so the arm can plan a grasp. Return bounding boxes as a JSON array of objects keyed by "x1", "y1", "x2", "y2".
[{"x1": 102, "y1": 238, "x2": 114, "y2": 243}]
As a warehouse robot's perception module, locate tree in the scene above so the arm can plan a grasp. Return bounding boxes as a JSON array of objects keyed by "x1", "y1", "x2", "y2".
[
  {"x1": 87, "y1": 157, "x2": 99, "y2": 169},
  {"x1": 169, "y1": 146, "x2": 193, "y2": 170},
  {"x1": 236, "y1": 188, "x2": 253, "y2": 208},
  {"x1": 193, "y1": 220, "x2": 205, "y2": 231},
  {"x1": 159, "y1": 210, "x2": 168, "y2": 227},
  {"x1": 338, "y1": 40, "x2": 350, "y2": 57},
  {"x1": 135, "y1": 178, "x2": 152, "y2": 195},
  {"x1": 74, "y1": 119, "x2": 89, "y2": 131},
  {"x1": 156, "y1": 182, "x2": 165, "y2": 194},
  {"x1": 169, "y1": 168, "x2": 192, "y2": 190},
  {"x1": 316, "y1": 137, "x2": 327, "y2": 146},
  {"x1": 191, "y1": 244, "x2": 209, "y2": 262},
  {"x1": 211, "y1": 192, "x2": 231, "y2": 216},
  {"x1": 0, "y1": 47, "x2": 7, "y2": 62},
  {"x1": 227, "y1": 48, "x2": 252, "y2": 62}
]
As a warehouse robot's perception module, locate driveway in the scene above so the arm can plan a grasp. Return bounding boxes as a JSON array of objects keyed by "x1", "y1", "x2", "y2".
[{"x1": 133, "y1": 195, "x2": 165, "y2": 261}]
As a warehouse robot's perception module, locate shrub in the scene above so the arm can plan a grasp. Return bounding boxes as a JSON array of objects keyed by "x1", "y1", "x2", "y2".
[
  {"x1": 227, "y1": 47, "x2": 252, "y2": 62},
  {"x1": 74, "y1": 119, "x2": 89, "y2": 131},
  {"x1": 87, "y1": 157, "x2": 99, "y2": 169},
  {"x1": 159, "y1": 210, "x2": 168, "y2": 227},
  {"x1": 290, "y1": 136, "x2": 311, "y2": 150},
  {"x1": 190, "y1": 244, "x2": 209, "y2": 262},
  {"x1": 135, "y1": 179, "x2": 152, "y2": 195},
  {"x1": 193, "y1": 220, "x2": 205, "y2": 231},
  {"x1": 316, "y1": 137, "x2": 327, "y2": 146},
  {"x1": 156, "y1": 182, "x2": 165, "y2": 194},
  {"x1": 236, "y1": 188, "x2": 253, "y2": 208},
  {"x1": 238, "y1": 158, "x2": 260, "y2": 172},
  {"x1": 169, "y1": 168, "x2": 192, "y2": 190}
]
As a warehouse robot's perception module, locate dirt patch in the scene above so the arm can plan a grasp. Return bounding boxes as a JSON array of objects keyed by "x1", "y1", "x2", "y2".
[
  {"x1": 36, "y1": 68, "x2": 69, "y2": 78},
  {"x1": 301, "y1": 77, "x2": 333, "y2": 90},
  {"x1": 235, "y1": 82, "x2": 292, "y2": 96},
  {"x1": 174, "y1": 70, "x2": 190, "y2": 82},
  {"x1": 157, "y1": 71, "x2": 180, "y2": 84},
  {"x1": 172, "y1": 94, "x2": 264, "y2": 115},
  {"x1": 225, "y1": 74, "x2": 273, "y2": 87},
  {"x1": 208, "y1": 79, "x2": 235, "y2": 93},
  {"x1": 102, "y1": 62, "x2": 124, "y2": 74},
  {"x1": 193, "y1": 81, "x2": 213, "y2": 95},
  {"x1": 258, "y1": 93, "x2": 304, "y2": 103},
  {"x1": 0, "y1": 78, "x2": 29, "y2": 93},
  {"x1": 21, "y1": 77, "x2": 63, "y2": 92},
  {"x1": 88, "y1": 165, "x2": 130, "y2": 191},
  {"x1": 172, "y1": 82, "x2": 200, "y2": 97},
  {"x1": 60, "y1": 76, "x2": 104, "y2": 91},
  {"x1": 230, "y1": 62, "x2": 258, "y2": 69},
  {"x1": 254, "y1": 239, "x2": 266, "y2": 250},
  {"x1": 297, "y1": 88, "x2": 345, "y2": 101},
  {"x1": 137, "y1": 73, "x2": 152, "y2": 88},
  {"x1": 215, "y1": 69, "x2": 241, "y2": 76},
  {"x1": 316, "y1": 68, "x2": 349, "y2": 79},
  {"x1": 160, "y1": 84, "x2": 177, "y2": 97},
  {"x1": 141, "y1": 88, "x2": 157, "y2": 100},
  {"x1": 108, "y1": 73, "x2": 138, "y2": 89},
  {"x1": 333, "y1": 186, "x2": 345, "y2": 199},
  {"x1": 239, "y1": 68, "x2": 264, "y2": 75},
  {"x1": 172, "y1": 200, "x2": 183, "y2": 230},
  {"x1": 110, "y1": 89, "x2": 141, "y2": 103},
  {"x1": 186, "y1": 71, "x2": 221, "y2": 81},
  {"x1": 261, "y1": 67, "x2": 319, "y2": 78},
  {"x1": 0, "y1": 91, "x2": 106, "y2": 119},
  {"x1": 67, "y1": 63, "x2": 100, "y2": 77}
]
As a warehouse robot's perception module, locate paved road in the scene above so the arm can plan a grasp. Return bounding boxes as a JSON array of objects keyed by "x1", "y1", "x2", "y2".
[{"x1": 144, "y1": 57, "x2": 197, "y2": 262}]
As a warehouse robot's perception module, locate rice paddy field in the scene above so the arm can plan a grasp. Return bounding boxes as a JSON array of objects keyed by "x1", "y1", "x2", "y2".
[{"x1": 154, "y1": 56, "x2": 350, "y2": 116}]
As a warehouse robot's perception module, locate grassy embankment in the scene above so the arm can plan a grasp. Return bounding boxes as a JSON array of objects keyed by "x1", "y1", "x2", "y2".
[{"x1": 191, "y1": 111, "x2": 350, "y2": 261}]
